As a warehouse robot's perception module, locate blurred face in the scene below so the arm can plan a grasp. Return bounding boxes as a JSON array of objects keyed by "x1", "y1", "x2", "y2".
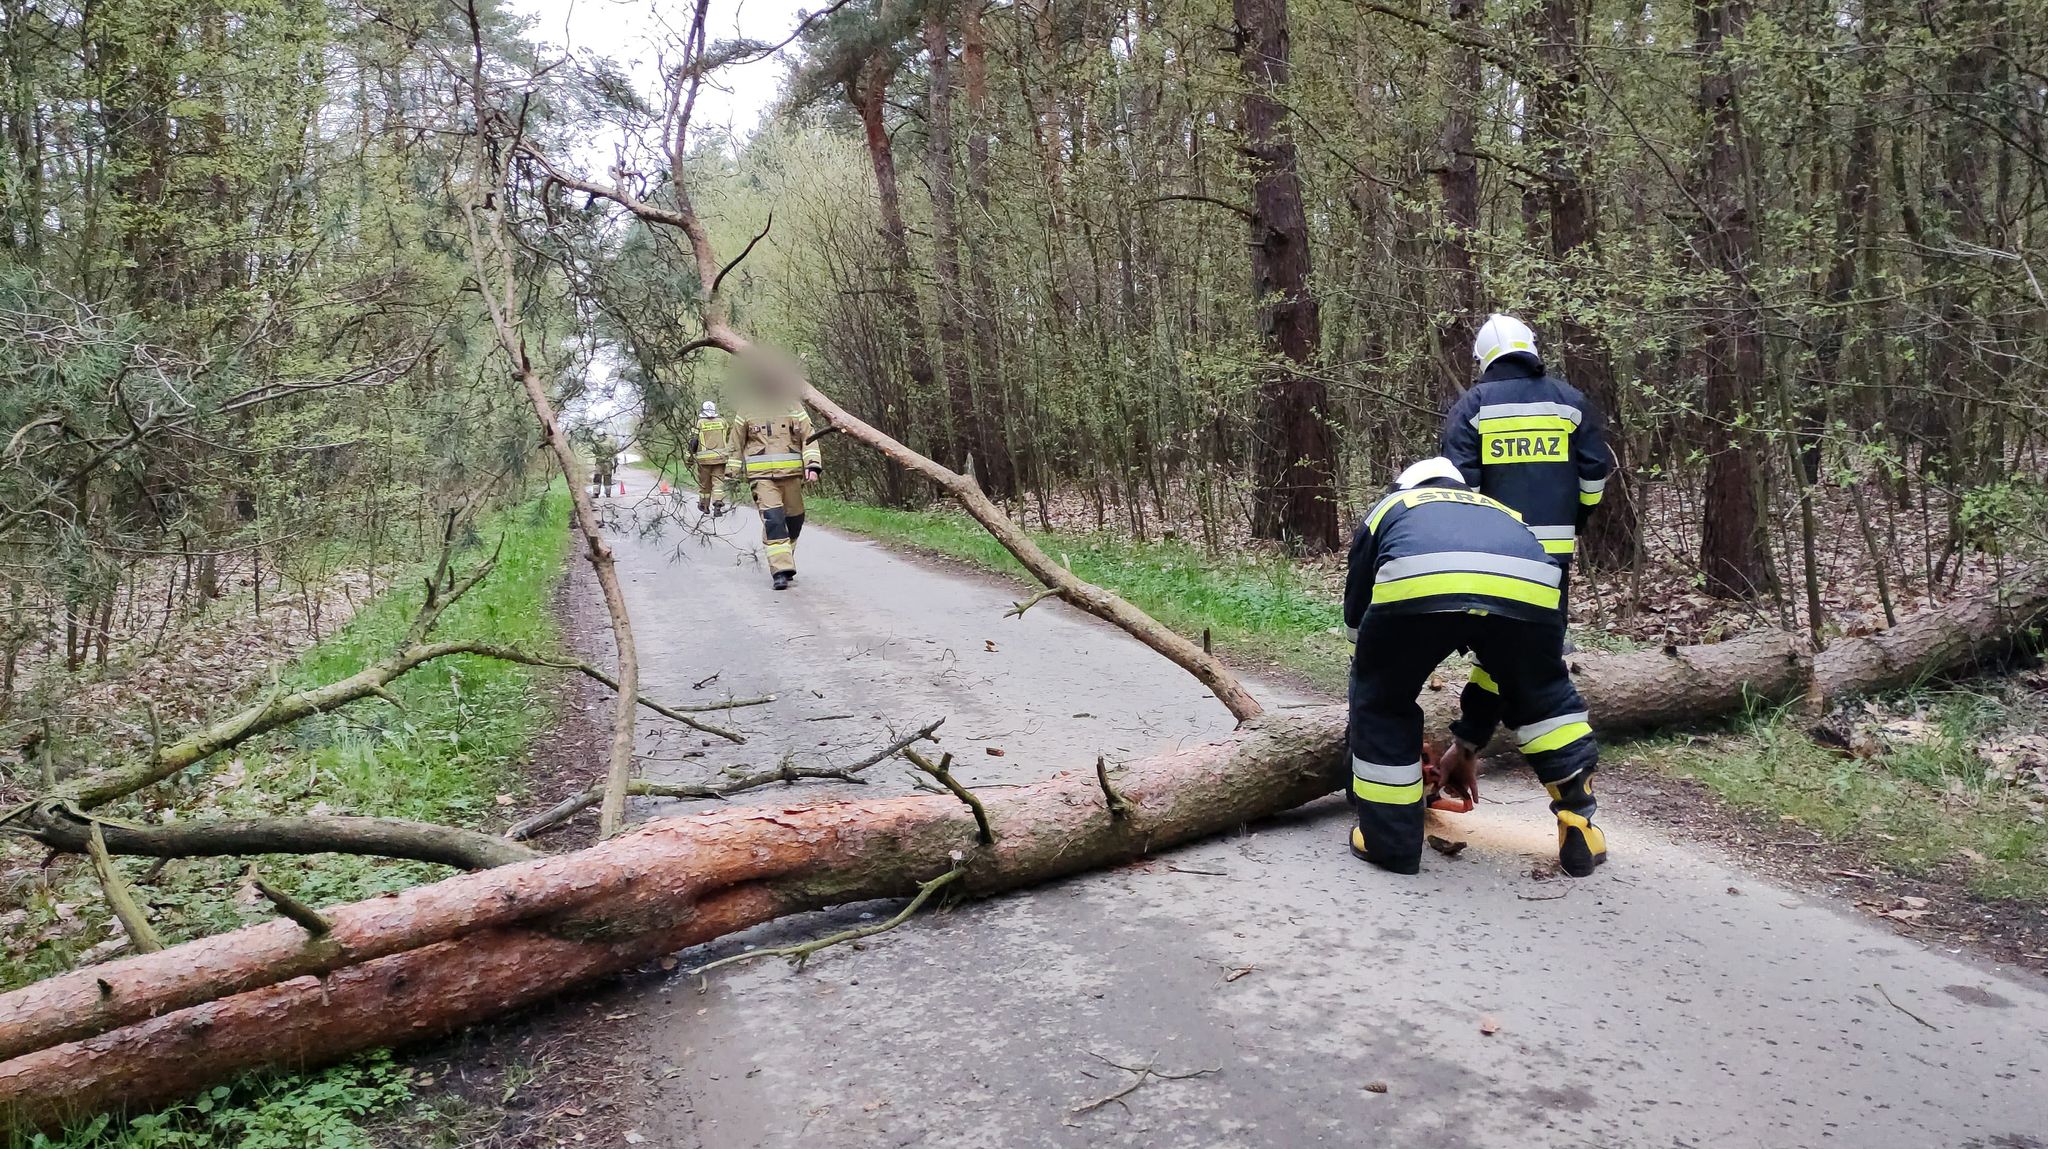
[{"x1": 736, "y1": 345, "x2": 803, "y2": 406}]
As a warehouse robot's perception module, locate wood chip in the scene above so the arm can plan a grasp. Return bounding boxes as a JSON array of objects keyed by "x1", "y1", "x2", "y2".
[
  {"x1": 1365, "y1": 1081, "x2": 1389, "y2": 1094},
  {"x1": 1427, "y1": 834, "x2": 1467, "y2": 857},
  {"x1": 1479, "y1": 1016, "x2": 1501, "y2": 1036}
]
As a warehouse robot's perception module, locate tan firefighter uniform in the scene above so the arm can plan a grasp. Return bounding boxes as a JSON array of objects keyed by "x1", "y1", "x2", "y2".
[
  {"x1": 689, "y1": 415, "x2": 733, "y2": 513},
  {"x1": 724, "y1": 405, "x2": 823, "y2": 585}
]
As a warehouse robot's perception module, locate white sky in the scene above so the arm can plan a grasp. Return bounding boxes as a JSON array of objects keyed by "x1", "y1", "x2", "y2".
[{"x1": 506, "y1": 0, "x2": 810, "y2": 145}]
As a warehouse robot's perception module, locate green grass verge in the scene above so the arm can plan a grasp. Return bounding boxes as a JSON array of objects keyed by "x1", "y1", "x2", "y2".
[
  {"x1": 1634, "y1": 687, "x2": 2048, "y2": 901},
  {"x1": 6, "y1": 488, "x2": 571, "y2": 1148},
  {"x1": 807, "y1": 496, "x2": 1352, "y2": 692}
]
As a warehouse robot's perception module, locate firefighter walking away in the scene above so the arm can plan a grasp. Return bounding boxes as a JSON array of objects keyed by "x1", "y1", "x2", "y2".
[
  {"x1": 1343, "y1": 456, "x2": 1605, "y2": 877},
  {"x1": 689, "y1": 401, "x2": 731, "y2": 516},
  {"x1": 726, "y1": 400, "x2": 822, "y2": 591}
]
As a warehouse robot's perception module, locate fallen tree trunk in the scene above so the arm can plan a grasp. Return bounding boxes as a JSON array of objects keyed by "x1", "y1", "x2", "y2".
[{"x1": 1, "y1": 569, "x2": 2041, "y2": 1128}]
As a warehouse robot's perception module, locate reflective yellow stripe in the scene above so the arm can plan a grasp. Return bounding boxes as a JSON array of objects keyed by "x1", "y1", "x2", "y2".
[
  {"x1": 765, "y1": 541, "x2": 793, "y2": 556},
  {"x1": 1540, "y1": 537, "x2": 1576, "y2": 555},
  {"x1": 1352, "y1": 776, "x2": 1425, "y2": 804},
  {"x1": 747, "y1": 455, "x2": 804, "y2": 473},
  {"x1": 1522, "y1": 721, "x2": 1592, "y2": 755},
  {"x1": 1468, "y1": 665, "x2": 1498, "y2": 694},
  {"x1": 1369, "y1": 487, "x2": 1524, "y2": 535},
  {"x1": 1374, "y1": 571, "x2": 1560, "y2": 610},
  {"x1": 1475, "y1": 415, "x2": 1576, "y2": 435},
  {"x1": 1579, "y1": 491, "x2": 1603, "y2": 506}
]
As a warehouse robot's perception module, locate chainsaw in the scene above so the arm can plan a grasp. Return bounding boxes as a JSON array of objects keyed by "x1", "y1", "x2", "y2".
[{"x1": 1420, "y1": 738, "x2": 1475, "y2": 814}]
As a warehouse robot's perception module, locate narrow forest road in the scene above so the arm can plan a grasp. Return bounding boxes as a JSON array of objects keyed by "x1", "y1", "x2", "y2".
[{"x1": 586, "y1": 470, "x2": 2048, "y2": 1149}]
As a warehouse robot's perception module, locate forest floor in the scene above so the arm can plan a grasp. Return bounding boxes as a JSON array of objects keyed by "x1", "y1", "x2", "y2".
[{"x1": 382, "y1": 468, "x2": 2048, "y2": 1149}]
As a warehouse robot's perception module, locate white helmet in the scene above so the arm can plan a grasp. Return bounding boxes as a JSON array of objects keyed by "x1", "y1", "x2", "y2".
[
  {"x1": 1472, "y1": 313, "x2": 1539, "y2": 371},
  {"x1": 700, "y1": 400, "x2": 718, "y2": 418},
  {"x1": 1395, "y1": 456, "x2": 1466, "y2": 490}
]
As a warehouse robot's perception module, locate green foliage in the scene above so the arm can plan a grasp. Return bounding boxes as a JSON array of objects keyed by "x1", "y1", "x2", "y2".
[{"x1": 13, "y1": 1053, "x2": 414, "y2": 1149}]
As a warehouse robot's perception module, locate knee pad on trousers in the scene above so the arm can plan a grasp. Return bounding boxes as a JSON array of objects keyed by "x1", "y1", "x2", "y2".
[
  {"x1": 761, "y1": 507, "x2": 790, "y2": 541},
  {"x1": 786, "y1": 512, "x2": 805, "y2": 542}
]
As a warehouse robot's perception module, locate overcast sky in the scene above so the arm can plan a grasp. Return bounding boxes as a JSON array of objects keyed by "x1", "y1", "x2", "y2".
[{"x1": 504, "y1": 0, "x2": 811, "y2": 146}]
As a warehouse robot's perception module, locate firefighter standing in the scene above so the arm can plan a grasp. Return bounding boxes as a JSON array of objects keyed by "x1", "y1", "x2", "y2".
[
  {"x1": 1440, "y1": 314, "x2": 1614, "y2": 617},
  {"x1": 1343, "y1": 457, "x2": 1605, "y2": 877},
  {"x1": 1440, "y1": 314, "x2": 1613, "y2": 759},
  {"x1": 725, "y1": 402, "x2": 823, "y2": 590},
  {"x1": 592, "y1": 434, "x2": 620, "y2": 495},
  {"x1": 688, "y1": 401, "x2": 732, "y2": 515}
]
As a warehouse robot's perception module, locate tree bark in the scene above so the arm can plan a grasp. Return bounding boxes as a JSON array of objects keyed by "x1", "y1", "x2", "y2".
[
  {"x1": 959, "y1": 0, "x2": 1019, "y2": 500},
  {"x1": 1433, "y1": 0, "x2": 1482, "y2": 409},
  {"x1": 1694, "y1": 0, "x2": 1768, "y2": 599},
  {"x1": 4, "y1": 568, "x2": 2043, "y2": 1128},
  {"x1": 1235, "y1": 0, "x2": 1340, "y2": 554},
  {"x1": 924, "y1": 9, "x2": 982, "y2": 484},
  {"x1": 1534, "y1": 0, "x2": 1635, "y2": 571},
  {"x1": 853, "y1": 64, "x2": 948, "y2": 467}
]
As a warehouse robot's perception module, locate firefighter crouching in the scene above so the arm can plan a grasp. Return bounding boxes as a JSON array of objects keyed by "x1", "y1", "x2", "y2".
[
  {"x1": 725, "y1": 404, "x2": 823, "y2": 590},
  {"x1": 1343, "y1": 457, "x2": 1605, "y2": 877},
  {"x1": 689, "y1": 401, "x2": 731, "y2": 515}
]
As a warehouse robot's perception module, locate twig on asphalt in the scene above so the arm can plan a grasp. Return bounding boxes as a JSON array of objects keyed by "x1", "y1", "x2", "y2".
[
  {"x1": 1066, "y1": 1051, "x2": 1219, "y2": 1121},
  {"x1": 1873, "y1": 982, "x2": 1939, "y2": 1031}
]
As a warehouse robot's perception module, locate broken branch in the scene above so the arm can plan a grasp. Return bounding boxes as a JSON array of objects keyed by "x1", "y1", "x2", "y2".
[
  {"x1": 1005, "y1": 586, "x2": 1062, "y2": 618},
  {"x1": 85, "y1": 822, "x2": 162, "y2": 955},
  {"x1": 251, "y1": 877, "x2": 332, "y2": 938},
  {"x1": 904, "y1": 748, "x2": 993, "y2": 844},
  {"x1": 690, "y1": 864, "x2": 967, "y2": 979},
  {"x1": 1095, "y1": 755, "x2": 1133, "y2": 820}
]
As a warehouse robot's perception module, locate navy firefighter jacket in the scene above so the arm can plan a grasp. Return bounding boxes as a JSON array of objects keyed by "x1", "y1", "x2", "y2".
[
  {"x1": 1440, "y1": 356, "x2": 1614, "y2": 558},
  {"x1": 1342, "y1": 480, "x2": 1563, "y2": 638}
]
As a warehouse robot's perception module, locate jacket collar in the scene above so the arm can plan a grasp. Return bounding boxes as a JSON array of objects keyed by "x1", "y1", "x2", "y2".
[{"x1": 1480, "y1": 354, "x2": 1544, "y2": 383}]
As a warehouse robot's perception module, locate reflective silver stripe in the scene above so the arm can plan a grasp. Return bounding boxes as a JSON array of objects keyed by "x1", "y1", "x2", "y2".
[
  {"x1": 1528, "y1": 524, "x2": 1577, "y2": 541},
  {"x1": 1351, "y1": 756, "x2": 1424, "y2": 785},
  {"x1": 1376, "y1": 551, "x2": 1562, "y2": 587},
  {"x1": 1345, "y1": 625, "x2": 1359, "y2": 642},
  {"x1": 1471, "y1": 401, "x2": 1583, "y2": 429},
  {"x1": 1514, "y1": 711, "x2": 1590, "y2": 745},
  {"x1": 747, "y1": 453, "x2": 804, "y2": 468},
  {"x1": 1579, "y1": 476, "x2": 1607, "y2": 493}
]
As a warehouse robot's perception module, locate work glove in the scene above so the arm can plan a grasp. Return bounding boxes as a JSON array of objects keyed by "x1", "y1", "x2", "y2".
[{"x1": 804, "y1": 464, "x2": 822, "y2": 484}]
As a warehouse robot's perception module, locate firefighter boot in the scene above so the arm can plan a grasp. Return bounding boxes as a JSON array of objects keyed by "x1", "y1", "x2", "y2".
[
  {"x1": 1546, "y1": 772, "x2": 1606, "y2": 877},
  {"x1": 773, "y1": 571, "x2": 793, "y2": 591}
]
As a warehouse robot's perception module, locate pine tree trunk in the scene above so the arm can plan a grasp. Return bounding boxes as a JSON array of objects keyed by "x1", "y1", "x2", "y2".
[
  {"x1": 1432, "y1": 0, "x2": 1482, "y2": 410},
  {"x1": 1537, "y1": 0, "x2": 1636, "y2": 571},
  {"x1": 1235, "y1": 0, "x2": 1339, "y2": 554},
  {"x1": 1694, "y1": 0, "x2": 1768, "y2": 599},
  {"x1": 854, "y1": 67, "x2": 948, "y2": 468},
  {"x1": 959, "y1": 1, "x2": 1018, "y2": 500}
]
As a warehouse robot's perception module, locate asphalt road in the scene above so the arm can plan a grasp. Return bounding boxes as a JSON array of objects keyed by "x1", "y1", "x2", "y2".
[{"x1": 595, "y1": 473, "x2": 2048, "y2": 1149}]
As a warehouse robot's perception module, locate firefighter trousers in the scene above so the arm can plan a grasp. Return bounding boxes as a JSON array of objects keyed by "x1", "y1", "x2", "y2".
[
  {"x1": 696, "y1": 464, "x2": 727, "y2": 512},
  {"x1": 1349, "y1": 609, "x2": 1598, "y2": 871},
  {"x1": 751, "y1": 476, "x2": 807, "y2": 575},
  {"x1": 1455, "y1": 555, "x2": 1571, "y2": 740}
]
